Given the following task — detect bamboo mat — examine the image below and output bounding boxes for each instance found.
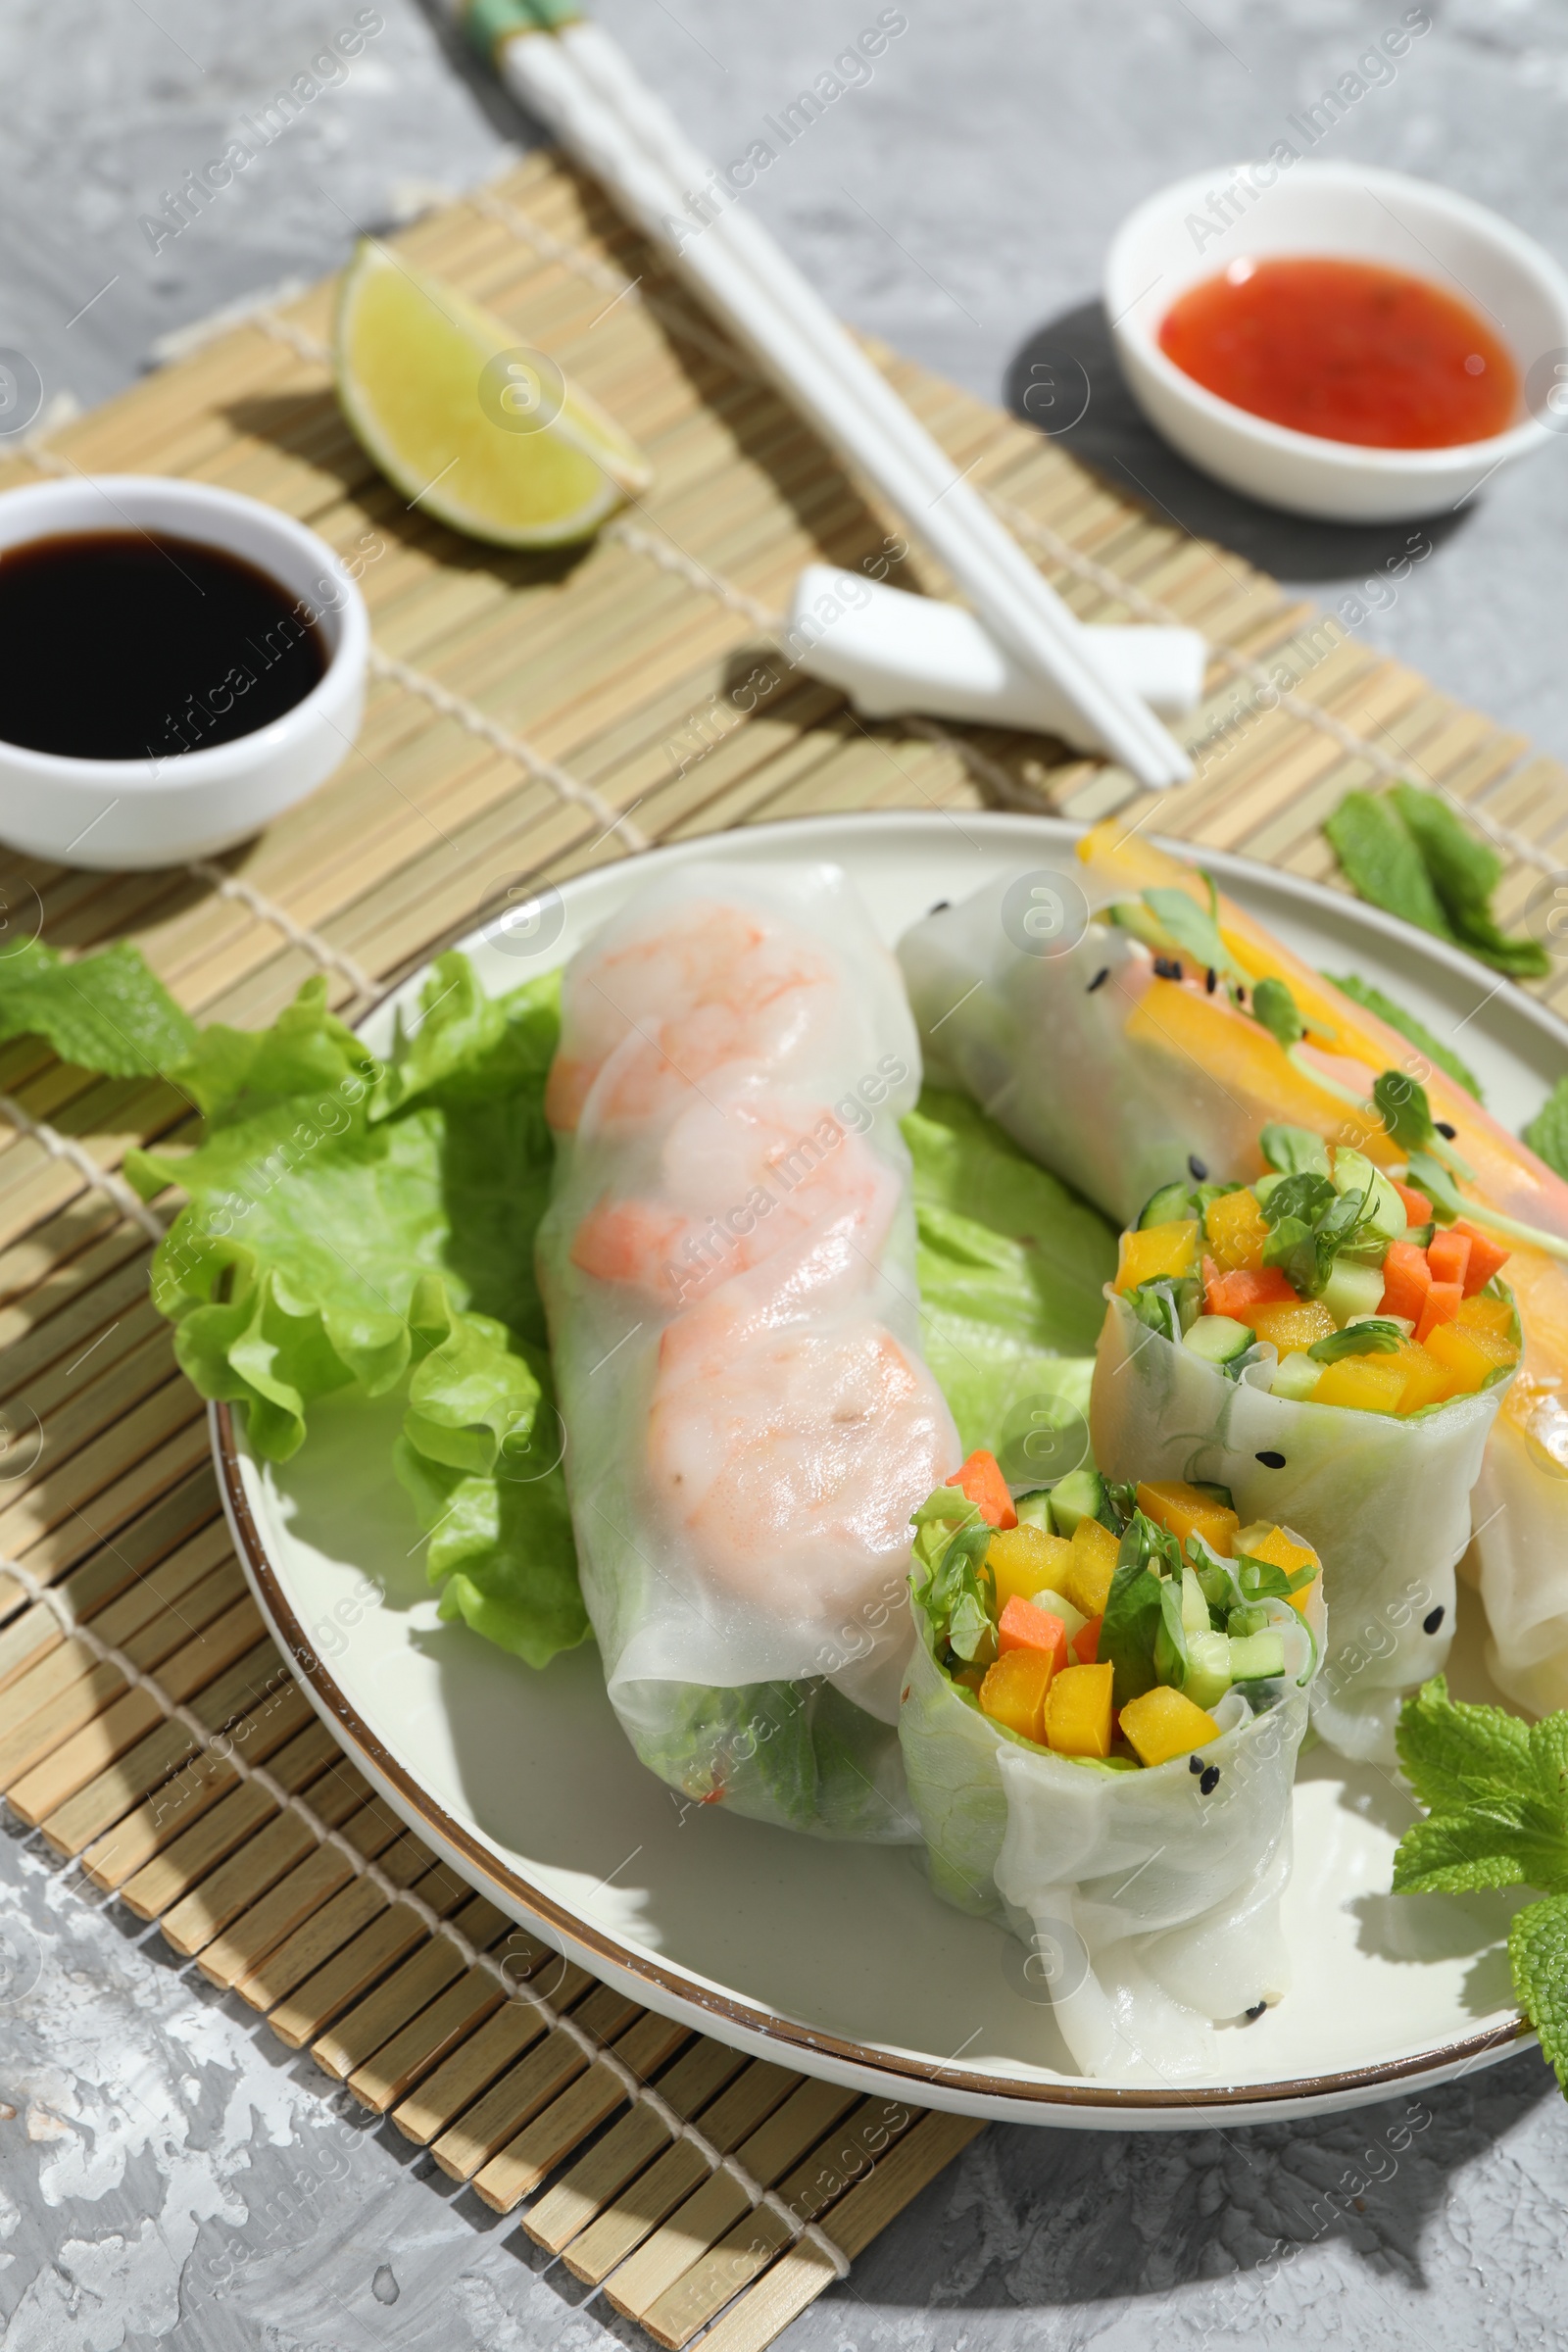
[1,145,1565,2350]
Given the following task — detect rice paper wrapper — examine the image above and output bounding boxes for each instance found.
[899,1611,1310,2083]
[898,865,1274,1230]
[1469,1406,1568,1715]
[1093,1294,1507,1762]
[538,859,959,1840]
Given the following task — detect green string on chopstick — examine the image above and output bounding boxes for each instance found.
[461,0,582,65]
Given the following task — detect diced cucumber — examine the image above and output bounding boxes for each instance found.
[1013,1489,1054,1534]
[1031,1586,1088,1641]
[1228,1604,1270,1639]
[1137,1181,1195,1229]
[1183,1314,1253,1368]
[1228,1629,1287,1682]
[1180,1567,1211,1639]
[1402,1221,1435,1250]
[1183,1631,1233,1710]
[1271,1350,1322,1401]
[1190,1479,1236,1510]
[1066,1754,1141,1773]
[1049,1467,1108,1537]
[1319,1255,1388,1328]
[1331,1149,1404,1241]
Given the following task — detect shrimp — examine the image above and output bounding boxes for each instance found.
[546,898,841,1135]
[646,1262,957,1621]
[569,1089,901,1306]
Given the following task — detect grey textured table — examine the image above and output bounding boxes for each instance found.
[1,3,1565,2346]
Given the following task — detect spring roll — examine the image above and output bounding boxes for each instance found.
[901,822,1568,1717]
[1092,1142,1519,1758]
[538,859,959,1838]
[899,1452,1322,2082]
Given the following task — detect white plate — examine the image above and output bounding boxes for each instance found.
[217,811,1560,2129]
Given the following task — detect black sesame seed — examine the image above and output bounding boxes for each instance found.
[1205,966,1218,994]
[1236,984,1248,1003]
[928,900,951,915]
[1189,1753,1205,1775]
[1423,1604,1446,1635]
[1245,2000,1267,2022]
[1200,1765,1221,1794]
[1087,965,1110,994]
[1436,1121,1457,1140]
[1152,956,1184,981]
[1255,1449,1287,1469]
[1188,1154,1208,1182]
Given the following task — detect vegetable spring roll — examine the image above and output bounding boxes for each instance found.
[538,860,959,1839]
[1092,1136,1519,1758]
[900,1449,1323,2082]
[901,821,1568,1717]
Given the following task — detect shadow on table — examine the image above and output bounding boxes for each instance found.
[1004,300,1475,586]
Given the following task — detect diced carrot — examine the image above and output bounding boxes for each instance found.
[1379,1240,1432,1324]
[998,1595,1068,1674]
[1393,1178,1433,1225]
[1451,1221,1511,1298]
[1415,1281,1463,1347]
[945,1448,1016,1529]
[1427,1229,1472,1290]
[1071,1614,1102,1665]
[1205,1264,1296,1319]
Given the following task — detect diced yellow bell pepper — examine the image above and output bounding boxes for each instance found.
[1136,1479,1239,1558]
[1202,1189,1270,1272]
[1063,1516,1121,1618]
[1424,1319,1520,1396]
[1310,1353,1410,1414]
[1044,1661,1114,1757]
[1118,1683,1221,1767]
[978,1645,1054,1743]
[1390,1338,1456,1415]
[987,1524,1074,1611]
[1455,1292,1515,1339]
[1115,1219,1199,1295]
[1250,1298,1337,1355]
[1236,1521,1319,1613]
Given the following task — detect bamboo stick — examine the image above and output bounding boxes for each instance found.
[311,1890,511,2082]
[118,1717,343,1918]
[470,2008,692,2213]
[526,2033,747,2257]
[428,1982,643,2182]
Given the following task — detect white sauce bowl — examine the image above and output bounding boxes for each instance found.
[0,475,368,870]
[1104,161,1568,522]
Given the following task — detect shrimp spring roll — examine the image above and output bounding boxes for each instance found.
[538,859,959,1839]
[902,821,1568,1717]
[900,1448,1323,2082]
[1092,1138,1519,1759]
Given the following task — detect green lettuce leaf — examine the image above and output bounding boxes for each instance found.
[139,959,588,1665]
[0,937,195,1076]
[903,1086,1113,1453]
[1321,971,1483,1101]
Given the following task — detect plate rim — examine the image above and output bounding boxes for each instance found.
[214,808,1558,2120]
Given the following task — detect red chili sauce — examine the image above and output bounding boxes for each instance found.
[1157,256,1519,448]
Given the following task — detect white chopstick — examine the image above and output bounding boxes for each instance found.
[467,12,1190,790]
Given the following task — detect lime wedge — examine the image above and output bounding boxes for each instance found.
[334,240,652,548]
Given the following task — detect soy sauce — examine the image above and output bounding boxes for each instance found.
[0,529,327,761]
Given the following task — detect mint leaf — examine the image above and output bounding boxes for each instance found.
[0,938,196,1078]
[1392,1812,1536,1894]
[1395,1675,1531,1813]
[1259,1124,1331,1179]
[1326,790,1454,941]
[1392,786,1549,980]
[1372,1068,1434,1152]
[1141,886,1248,987]
[1322,972,1483,1102]
[1525,1078,1568,1183]
[1251,976,1304,1049]
[1511,1895,1568,2095]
